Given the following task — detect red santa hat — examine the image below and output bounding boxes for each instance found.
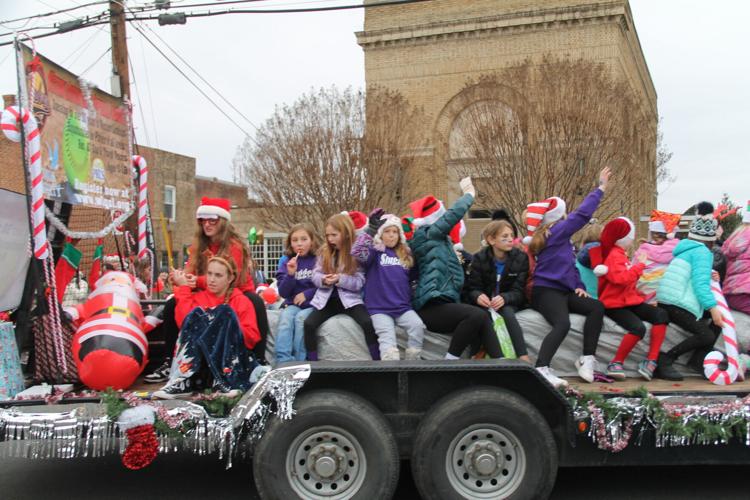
[450,219,467,251]
[196,197,231,221]
[648,209,681,238]
[522,197,567,245]
[593,217,635,277]
[342,210,367,235]
[409,195,446,227]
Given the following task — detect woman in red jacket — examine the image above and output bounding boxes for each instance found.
[590,217,670,380]
[154,256,260,399]
[144,198,270,384]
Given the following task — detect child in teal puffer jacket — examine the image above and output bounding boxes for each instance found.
[655,204,726,381]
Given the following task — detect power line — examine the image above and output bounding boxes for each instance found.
[128,49,153,146]
[140,21,259,131]
[79,45,111,75]
[129,22,253,137]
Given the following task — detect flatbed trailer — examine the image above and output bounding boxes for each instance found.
[3,360,750,500]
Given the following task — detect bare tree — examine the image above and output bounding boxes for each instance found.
[656,119,675,193]
[232,86,427,232]
[450,56,657,229]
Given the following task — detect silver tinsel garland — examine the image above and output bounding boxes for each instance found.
[568,388,750,453]
[0,364,311,468]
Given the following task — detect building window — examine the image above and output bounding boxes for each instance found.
[164,185,176,221]
[249,233,286,283]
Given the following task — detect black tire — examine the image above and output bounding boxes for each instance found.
[411,387,557,500]
[252,389,400,500]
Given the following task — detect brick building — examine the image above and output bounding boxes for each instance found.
[357,0,657,251]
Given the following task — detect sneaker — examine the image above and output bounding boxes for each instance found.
[381,348,400,361]
[606,362,626,380]
[153,378,193,400]
[143,359,172,384]
[536,366,569,389]
[212,380,241,398]
[638,359,658,381]
[405,347,422,361]
[575,355,597,383]
[654,353,683,381]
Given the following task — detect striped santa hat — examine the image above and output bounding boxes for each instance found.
[522,197,567,245]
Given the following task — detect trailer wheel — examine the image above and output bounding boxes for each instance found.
[252,390,399,500]
[411,387,557,500]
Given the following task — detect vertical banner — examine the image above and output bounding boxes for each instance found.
[22,45,131,211]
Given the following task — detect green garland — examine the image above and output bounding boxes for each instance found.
[566,386,750,450]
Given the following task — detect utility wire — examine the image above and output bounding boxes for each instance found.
[130,22,253,137]
[79,45,111,75]
[128,50,153,146]
[141,22,259,131]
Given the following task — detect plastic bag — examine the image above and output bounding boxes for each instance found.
[488,309,516,359]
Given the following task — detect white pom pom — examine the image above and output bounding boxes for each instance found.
[117,405,156,431]
[522,236,532,246]
[593,265,609,277]
[453,243,464,251]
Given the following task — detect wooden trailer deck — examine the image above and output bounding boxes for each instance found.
[566,375,750,395]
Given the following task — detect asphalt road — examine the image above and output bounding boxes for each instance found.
[1,453,749,499]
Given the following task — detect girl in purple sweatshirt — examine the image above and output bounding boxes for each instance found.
[352,209,424,361]
[525,167,611,388]
[303,214,380,361]
[274,223,320,364]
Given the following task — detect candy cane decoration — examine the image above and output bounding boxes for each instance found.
[1,106,48,259]
[703,280,741,385]
[132,155,148,259]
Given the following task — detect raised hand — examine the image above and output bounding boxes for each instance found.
[367,208,386,236]
[460,177,476,198]
[598,166,612,191]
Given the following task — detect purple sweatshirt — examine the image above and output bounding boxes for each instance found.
[352,233,414,316]
[533,188,604,292]
[276,254,317,308]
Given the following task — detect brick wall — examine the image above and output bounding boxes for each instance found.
[358,0,658,247]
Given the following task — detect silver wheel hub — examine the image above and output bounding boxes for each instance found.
[446,424,526,499]
[287,427,366,498]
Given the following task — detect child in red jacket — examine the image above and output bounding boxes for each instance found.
[590,217,670,380]
[154,256,260,399]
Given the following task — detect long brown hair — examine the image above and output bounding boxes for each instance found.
[284,222,321,257]
[207,255,237,304]
[187,218,249,285]
[319,214,358,275]
[528,220,563,256]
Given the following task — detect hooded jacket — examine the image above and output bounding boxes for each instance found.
[656,239,717,318]
[409,193,473,310]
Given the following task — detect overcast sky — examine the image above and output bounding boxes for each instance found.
[1,0,748,213]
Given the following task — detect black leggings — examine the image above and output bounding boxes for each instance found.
[531,286,605,367]
[303,296,377,353]
[160,291,270,363]
[417,302,502,358]
[658,303,721,359]
[606,303,669,337]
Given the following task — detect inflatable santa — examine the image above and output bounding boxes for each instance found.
[65,271,160,390]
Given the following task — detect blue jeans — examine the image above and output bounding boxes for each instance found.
[275,305,313,364]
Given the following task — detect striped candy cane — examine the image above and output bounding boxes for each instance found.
[1,106,48,259]
[132,155,148,259]
[703,280,740,385]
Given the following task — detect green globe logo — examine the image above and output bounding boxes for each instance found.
[62,113,90,187]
